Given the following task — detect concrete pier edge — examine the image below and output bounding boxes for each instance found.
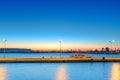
[0,57,120,63]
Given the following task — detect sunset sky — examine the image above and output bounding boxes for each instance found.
[0,0,120,50]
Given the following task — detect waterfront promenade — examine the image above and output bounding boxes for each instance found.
[0,57,120,63]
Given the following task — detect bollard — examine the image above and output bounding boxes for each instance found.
[102,57,105,61]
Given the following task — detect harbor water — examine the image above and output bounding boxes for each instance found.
[0,53,120,80]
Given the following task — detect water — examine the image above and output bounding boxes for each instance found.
[0,53,120,80]
[0,52,120,58]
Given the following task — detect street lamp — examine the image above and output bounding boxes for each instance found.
[3,39,7,58]
[109,40,115,52]
[59,40,62,58]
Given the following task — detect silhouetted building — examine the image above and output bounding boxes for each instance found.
[94,49,99,53]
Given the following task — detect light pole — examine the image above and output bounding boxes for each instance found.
[59,40,62,58]
[3,39,7,58]
[109,40,115,52]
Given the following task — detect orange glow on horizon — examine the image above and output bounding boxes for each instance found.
[0,42,119,51]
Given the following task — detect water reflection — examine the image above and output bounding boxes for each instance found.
[0,65,7,80]
[110,63,120,80]
[55,64,67,80]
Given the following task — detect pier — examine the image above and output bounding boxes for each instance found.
[0,57,120,63]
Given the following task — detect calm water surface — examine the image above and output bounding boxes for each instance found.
[0,53,120,58]
[0,53,120,80]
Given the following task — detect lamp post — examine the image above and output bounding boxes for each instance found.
[109,40,115,52]
[59,40,62,58]
[3,39,7,58]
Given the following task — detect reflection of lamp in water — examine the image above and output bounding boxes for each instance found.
[55,65,67,80]
[110,63,120,80]
[3,39,7,58]
[0,66,7,80]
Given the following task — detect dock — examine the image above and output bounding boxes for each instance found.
[0,57,120,63]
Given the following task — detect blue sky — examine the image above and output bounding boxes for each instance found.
[0,0,120,50]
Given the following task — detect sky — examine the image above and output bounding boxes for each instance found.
[0,0,120,50]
